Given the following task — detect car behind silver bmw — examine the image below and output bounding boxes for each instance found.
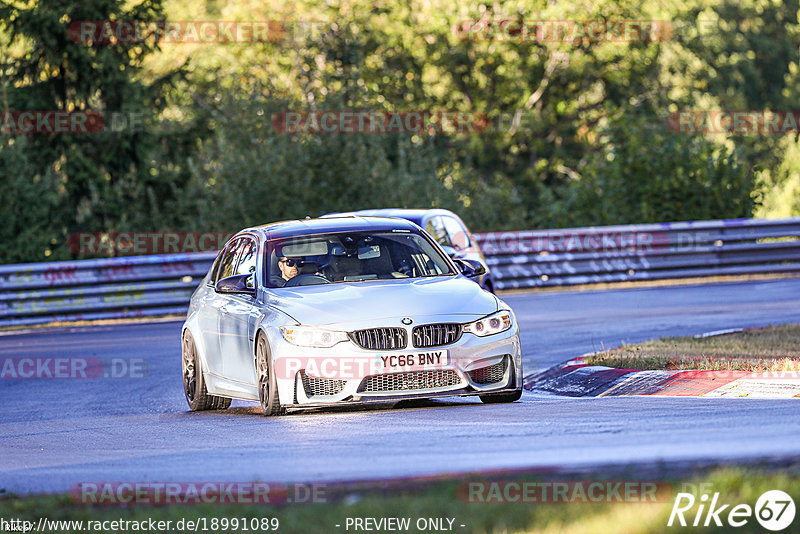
[181,216,522,415]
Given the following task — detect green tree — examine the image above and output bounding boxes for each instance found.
[0,0,183,262]
[552,114,756,227]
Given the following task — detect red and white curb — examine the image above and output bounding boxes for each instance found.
[525,343,800,399]
[524,358,800,398]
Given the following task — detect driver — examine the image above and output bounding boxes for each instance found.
[272,256,304,287]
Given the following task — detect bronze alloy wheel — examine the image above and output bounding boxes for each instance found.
[256,334,283,416]
[182,330,231,411]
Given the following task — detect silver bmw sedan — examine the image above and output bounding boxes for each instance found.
[181,216,523,415]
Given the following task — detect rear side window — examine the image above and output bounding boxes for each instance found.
[441,216,471,251]
[425,217,452,248]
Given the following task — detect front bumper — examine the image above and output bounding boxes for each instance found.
[266,320,522,408]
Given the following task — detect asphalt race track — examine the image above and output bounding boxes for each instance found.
[2,278,800,495]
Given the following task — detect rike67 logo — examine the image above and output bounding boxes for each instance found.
[668,489,795,531]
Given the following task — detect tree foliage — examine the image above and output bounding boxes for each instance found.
[1,0,797,262]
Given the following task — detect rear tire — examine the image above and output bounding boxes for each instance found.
[256,334,283,416]
[480,388,522,403]
[182,330,231,411]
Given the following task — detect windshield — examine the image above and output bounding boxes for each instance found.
[267,230,455,288]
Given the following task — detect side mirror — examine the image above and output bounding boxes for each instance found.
[453,258,486,278]
[216,274,256,296]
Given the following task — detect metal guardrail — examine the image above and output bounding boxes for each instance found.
[0,217,798,327]
[0,252,216,327]
[474,217,800,290]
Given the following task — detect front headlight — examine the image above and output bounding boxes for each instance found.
[463,310,512,337]
[279,326,349,348]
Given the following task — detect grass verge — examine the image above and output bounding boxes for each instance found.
[1,468,797,534]
[585,324,800,372]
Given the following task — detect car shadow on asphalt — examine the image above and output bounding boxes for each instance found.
[175,397,483,418]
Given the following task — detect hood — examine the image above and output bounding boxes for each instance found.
[264,276,498,327]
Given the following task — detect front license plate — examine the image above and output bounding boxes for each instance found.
[375,350,449,372]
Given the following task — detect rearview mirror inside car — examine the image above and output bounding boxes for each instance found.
[357,245,381,259]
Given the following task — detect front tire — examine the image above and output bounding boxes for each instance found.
[256,334,283,416]
[480,359,522,403]
[182,330,231,411]
[480,388,522,403]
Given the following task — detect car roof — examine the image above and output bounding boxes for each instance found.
[321,208,459,226]
[239,215,422,241]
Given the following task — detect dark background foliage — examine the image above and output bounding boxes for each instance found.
[1,0,797,263]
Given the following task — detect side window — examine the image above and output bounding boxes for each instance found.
[442,217,471,251]
[235,238,257,289]
[425,217,452,248]
[236,239,256,275]
[217,239,240,281]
